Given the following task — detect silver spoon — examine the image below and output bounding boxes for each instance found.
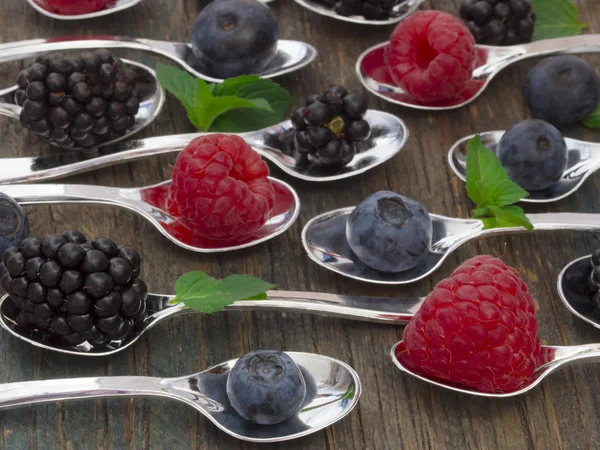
[557,254,600,330]
[356,35,600,110]
[391,340,600,398]
[26,0,141,20]
[0,179,299,253]
[0,36,316,84]
[0,351,360,443]
[0,110,406,184]
[302,206,600,285]
[294,0,424,26]
[448,131,600,203]
[0,59,164,150]
[0,290,420,356]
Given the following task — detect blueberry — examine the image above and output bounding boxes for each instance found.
[0,194,28,259]
[497,119,568,191]
[226,350,306,425]
[191,0,279,79]
[346,191,433,273]
[524,56,600,127]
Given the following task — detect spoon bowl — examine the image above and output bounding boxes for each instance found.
[448,132,600,203]
[0,110,407,184]
[0,59,164,150]
[391,340,600,398]
[26,0,141,20]
[0,36,316,84]
[557,254,600,330]
[0,351,360,443]
[302,206,600,284]
[293,0,424,25]
[0,179,299,253]
[356,35,600,110]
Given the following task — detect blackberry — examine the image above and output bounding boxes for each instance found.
[16,49,142,149]
[328,0,402,20]
[1,230,147,349]
[460,0,536,46]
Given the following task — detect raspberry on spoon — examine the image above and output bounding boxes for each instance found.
[397,255,541,393]
[386,10,476,103]
[39,0,117,15]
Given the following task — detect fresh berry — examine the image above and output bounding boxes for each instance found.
[497,119,568,191]
[191,0,279,79]
[267,85,370,168]
[0,194,29,265]
[523,56,600,127]
[166,135,276,243]
[460,0,536,46]
[397,255,541,393]
[386,11,476,103]
[17,50,141,148]
[226,350,306,425]
[332,0,402,20]
[2,230,147,348]
[37,0,117,16]
[346,191,432,272]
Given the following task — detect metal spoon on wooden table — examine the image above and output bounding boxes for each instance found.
[0,351,359,443]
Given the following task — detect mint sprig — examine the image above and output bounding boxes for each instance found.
[582,103,600,129]
[156,64,293,132]
[169,271,275,314]
[532,0,587,41]
[466,136,534,231]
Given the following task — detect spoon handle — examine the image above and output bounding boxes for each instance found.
[477,213,600,237]
[0,376,166,410]
[521,35,600,60]
[0,102,20,120]
[0,183,131,207]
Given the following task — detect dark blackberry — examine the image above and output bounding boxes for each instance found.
[460,0,536,46]
[3,231,147,349]
[17,50,142,149]
[330,0,401,20]
[287,85,371,167]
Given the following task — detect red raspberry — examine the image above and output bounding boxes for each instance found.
[386,10,476,103]
[166,134,275,243]
[397,255,541,393]
[39,0,116,15]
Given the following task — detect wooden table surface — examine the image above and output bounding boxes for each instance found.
[0,0,599,449]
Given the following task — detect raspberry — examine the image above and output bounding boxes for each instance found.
[166,135,276,243]
[397,255,541,393]
[38,0,116,15]
[386,10,476,103]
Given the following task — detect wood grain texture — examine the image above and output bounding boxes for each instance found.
[0,0,599,448]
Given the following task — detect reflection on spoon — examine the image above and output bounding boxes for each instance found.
[448,131,600,203]
[557,254,600,330]
[0,351,360,443]
[356,35,600,110]
[293,0,424,26]
[26,0,141,20]
[0,179,299,253]
[0,291,422,355]
[302,206,600,284]
[0,36,316,84]
[0,110,407,184]
[391,340,600,398]
[0,60,164,150]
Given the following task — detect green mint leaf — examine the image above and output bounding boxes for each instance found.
[211,79,294,132]
[482,205,534,231]
[170,271,275,314]
[531,0,587,40]
[583,102,600,128]
[155,63,197,111]
[210,75,262,97]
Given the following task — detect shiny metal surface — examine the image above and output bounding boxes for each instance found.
[302,206,600,284]
[356,35,600,110]
[0,178,300,253]
[0,36,316,83]
[0,291,422,355]
[294,0,424,25]
[448,131,600,203]
[0,351,360,443]
[0,59,164,150]
[26,0,142,19]
[391,341,600,397]
[0,110,406,184]
[557,255,600,330]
